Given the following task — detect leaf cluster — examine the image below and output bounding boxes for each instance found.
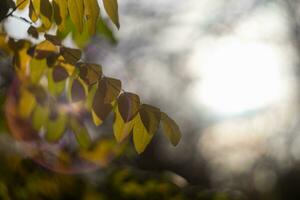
[7,33,181,154]
[0,0,182,154]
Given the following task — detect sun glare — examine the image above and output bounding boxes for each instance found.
[192,37,287,116]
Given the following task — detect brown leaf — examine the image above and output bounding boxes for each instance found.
[27,85,48,106]
[45,34,61,46]
[40,0,53,30]
[161,112,181,146]
[46,52,59,67]
[139,104,161,135]
[52,65,68,82]
[78,63,102,85]
[118,92,140,123]
[97,77,121,103]
[102,0,120,29]
[71,78,86,102]
[60,47,81,65]
[92,102,112,122]
[27,26,39,39]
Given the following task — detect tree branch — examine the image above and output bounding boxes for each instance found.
[4,0,27,19]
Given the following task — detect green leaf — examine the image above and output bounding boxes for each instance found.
[70,116,91,149]
[60,46,81,65]
[32,104,48,131]
[68,0,84,33]
[40,0,53,30]
[113,106,135,143]
[47,68,66,96]
[139,104,161,135]
[161,112,181,146]
[71,78,86,102]
[72,22,90,48]
[102,0,120,29]
[84,0,100,35]
[45,111,67,142]
[133,114,153,154]
[96,17,117,44]
[57,17,75,39]
[117,92,140,123]
[29,58,47,83]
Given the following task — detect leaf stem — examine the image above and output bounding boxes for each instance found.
[4,0,27,19]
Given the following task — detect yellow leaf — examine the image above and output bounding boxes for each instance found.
[133,114,153,154]
[0,34,12,55]
[53,0,68,31]
[80,139,124,166]
[17,0,29,10]
[161,112,181,146]
[84,0,100,35]
[57,56,76,75]
[36,40,57,51]
[29,1,38,22]
[113,106,135,143]
[103,0,120,29]
[12,41,32,79]
[32,0,41,16]
[68,0,84,33]
[39,0,53,30]
[91,109,103,126]
[18,88,36,119]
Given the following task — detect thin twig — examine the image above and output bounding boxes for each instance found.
[10,14,32,25]
[4,0,27,19]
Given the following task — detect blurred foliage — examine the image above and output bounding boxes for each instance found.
[0,147,242,200]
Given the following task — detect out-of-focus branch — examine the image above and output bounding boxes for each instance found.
[3,0,27,20]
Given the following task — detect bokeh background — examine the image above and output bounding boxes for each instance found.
[2,0,300,199]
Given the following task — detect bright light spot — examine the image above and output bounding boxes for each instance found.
[191,37,287,116]
[4,9,30,39]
